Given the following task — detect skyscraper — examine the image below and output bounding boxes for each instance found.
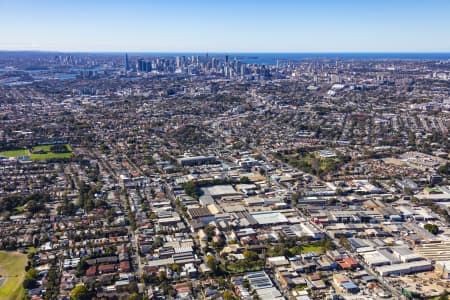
[137,58,144,72]
[125,53,129,71]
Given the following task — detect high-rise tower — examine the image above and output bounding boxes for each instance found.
[124,53,129,71]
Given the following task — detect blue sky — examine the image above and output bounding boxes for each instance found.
[1,0,449,52]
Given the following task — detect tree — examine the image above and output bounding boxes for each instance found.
[424,223,439,235]
[319,237,333,251]
[129,293,139,300]
[339,236,351,251]
[206,255,218,274]
[240,176,251,184]
[23,268,39,289]
[76,258,89,276]
[43,259,59,300]
[171,263,181,273]
[223,291,237,300]
[438,293,448,300]
[291,192,301,203]
[243,278,250,289]
[70,285,92,300]
[50,144,70,153]
[311,156,320,175]
[160,281,175,296]
[183,181,199,199]
[438,163,450,176]
[203,225,216,241]
[243,250,259,261]
[158,271,167,282]
[26,200,45,214]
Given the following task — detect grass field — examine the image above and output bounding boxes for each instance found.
[0,144,73,161]
[301,244,324,253]
[33,144,73,152]
[26,247,37,254]
[0,251,27,300]
[29,152,72,160]
[0,150,28,158]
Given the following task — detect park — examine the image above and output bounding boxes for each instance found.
[0,251,27,300]
[0,144,73,161]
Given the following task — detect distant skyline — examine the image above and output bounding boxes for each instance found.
[1,0,450,53]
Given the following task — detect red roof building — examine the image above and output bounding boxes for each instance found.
[86,266,97,277]
[336,257,359,270]
[120,261,131,272]
[98,264,116,274]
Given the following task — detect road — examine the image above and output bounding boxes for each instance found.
[89,147,144,275]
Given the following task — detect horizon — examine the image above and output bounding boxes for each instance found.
[1,0,450,52]
[2,50,450,54]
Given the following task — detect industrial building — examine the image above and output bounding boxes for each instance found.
[177,155,217,166]
[376,261,432,277]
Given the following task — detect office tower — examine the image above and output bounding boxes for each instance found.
[240,65,245,77]
[137,59,144,72]
[145,61,152,72]
[125,53,129,71]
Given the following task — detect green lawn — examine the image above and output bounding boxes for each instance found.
[26,247,37,254]
[301,244,323,253]
[33,144,72,152]
[0,144,73,161]
[0,251,27,300]
[30,152,72,160]
[32,145,52,152]
[0,150,28,158]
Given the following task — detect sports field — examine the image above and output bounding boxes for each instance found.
[0,150,28,158]
[0,251,27,300]
[0,144,73,161]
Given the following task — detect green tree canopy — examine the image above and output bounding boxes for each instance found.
[424,223,439,235]
[70,285,92,300]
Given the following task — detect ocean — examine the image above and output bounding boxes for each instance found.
[127,52,450,65]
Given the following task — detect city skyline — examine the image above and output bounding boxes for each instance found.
[1,0,450,53]
[1,1,450,298]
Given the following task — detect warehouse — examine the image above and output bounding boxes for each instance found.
[202,185,243,202]
[250,211,289,225]
[361,251,392,267]
[177,155,217,166]
[391,246,424,263]
[376,261,432,277]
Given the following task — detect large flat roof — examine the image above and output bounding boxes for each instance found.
[250,211,289,225]
[207,185,239,197]
[375,260,432,274]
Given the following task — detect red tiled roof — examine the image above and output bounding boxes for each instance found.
[98,264,116,273]
[336,257,359,269]
[86,266,97,276]
[120,261,131,272]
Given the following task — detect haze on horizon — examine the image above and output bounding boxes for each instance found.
[1,0,450,53]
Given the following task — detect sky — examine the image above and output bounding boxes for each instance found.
[1,0,449,53]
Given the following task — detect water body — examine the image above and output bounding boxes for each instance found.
[231,53,450,65]
[32,73,78,80]
[127,52,450,65]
